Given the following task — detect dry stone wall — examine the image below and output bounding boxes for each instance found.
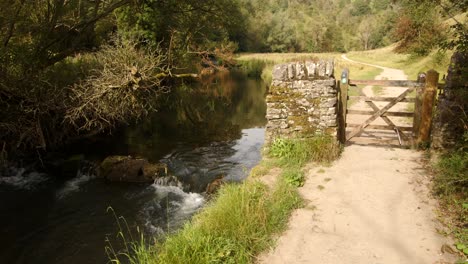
[432,52,468,149]
[265,60,338,143]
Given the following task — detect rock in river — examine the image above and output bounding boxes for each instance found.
[98,156,168,183]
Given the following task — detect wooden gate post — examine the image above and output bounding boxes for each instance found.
[412,76,425,139]
[338,68,349,143]
[417,69,439,145]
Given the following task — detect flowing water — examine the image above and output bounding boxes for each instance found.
[0,71,267,264]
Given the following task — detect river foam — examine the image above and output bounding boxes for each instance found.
[141,184,205,234]
[56,171,95,199]
[0,167,49,190]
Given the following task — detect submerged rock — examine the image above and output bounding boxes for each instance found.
[98,156,168,183]
[205,175,225,195]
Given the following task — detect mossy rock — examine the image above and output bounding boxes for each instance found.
[98,156,168,183]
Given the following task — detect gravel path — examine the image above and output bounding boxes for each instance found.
[258,55,457,264]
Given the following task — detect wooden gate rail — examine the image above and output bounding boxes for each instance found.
[348,80,424,87]
[348,96,416,102]
[347,110,414,117]
[346,124,413,131]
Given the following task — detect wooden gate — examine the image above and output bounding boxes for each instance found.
[337,69,441,147]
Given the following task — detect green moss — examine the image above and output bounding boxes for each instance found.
[269,85,291,94]
[287,115,316,134]
[324,127,337,135]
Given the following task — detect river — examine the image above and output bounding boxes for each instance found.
[0,71,267,264]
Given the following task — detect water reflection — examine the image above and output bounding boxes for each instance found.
[123,70,267,169]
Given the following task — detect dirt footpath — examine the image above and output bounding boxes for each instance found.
[258,56,457,264]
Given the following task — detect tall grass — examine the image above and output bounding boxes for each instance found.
[433,133,468,258]
[237,59,267,78]
[434,151,468,196]
[268,135,341,167]
[105,207,157,264]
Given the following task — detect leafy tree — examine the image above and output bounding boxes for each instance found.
[351,0,372,16]
[393,0,446,55]
[429,0,468,52]
[394,0,467,53]
[0,0,128,75]
[358,17,376,50]
[116,0,246,67]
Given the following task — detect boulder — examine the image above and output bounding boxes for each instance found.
[98,156,167,183]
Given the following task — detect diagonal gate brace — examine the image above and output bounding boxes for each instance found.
[364,101,410,142]
[346,88,412,141]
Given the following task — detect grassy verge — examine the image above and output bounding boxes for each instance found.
[108,135,341,263]
[347,45,452,81]
[372,86,383,96]
[432,135,468,259]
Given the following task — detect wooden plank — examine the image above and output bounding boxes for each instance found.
[346,124,413,131]
[348,96,416,102]
[346,88,412,140]
[338,69,349,144]
[349,80,423,87]
[347,110,414,117]
[417,70,438,144]
[365,101,410,142]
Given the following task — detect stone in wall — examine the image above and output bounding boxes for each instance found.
[266,60,338,143]
[432,52,468,149]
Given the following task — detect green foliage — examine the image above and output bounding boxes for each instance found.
[393,0,447,56]
[238,59,267,78]
[281,168,305,187]
[0,0,122,74]
[351,0,372,16]
[268,136,341,167]
[433,133,468,257]
[434,150,468,196]
[413,0,468,53]
[116,0,246,68]
[250,160,277,178]
[456,242,468,256]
